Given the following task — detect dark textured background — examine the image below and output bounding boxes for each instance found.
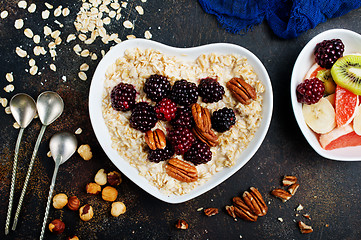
[0,0,361,239]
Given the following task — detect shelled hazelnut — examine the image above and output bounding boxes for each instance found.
[102,186,118,202]
[107,171,122,186]
[111,202,126,217]
[52,193,68,209]
[77,144,92,160]
[94,169,107,185]
[67,196,80,211]
[67,236,79,240]
[86,182,101,195]
[49,219,65,234]
[79,204,94,221]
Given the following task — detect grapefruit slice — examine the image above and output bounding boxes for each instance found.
[335,85,359,127]
[305,63,325,79]
[319,124,361,150]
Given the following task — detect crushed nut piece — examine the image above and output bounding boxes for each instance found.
[277,217,284,222]
[86,182,101,195]
[303,214,311,219]
[296,204,304,211]
[47,151,52,157]
[298,221,313,234]
[204,208,218,216]
[50,64,56,72]
[271,188,292,202]
[102,186,118,202]
[75,128,82,134]
[94,169,107,185]
[288,183,299,196]
[144,30,152,39]
[111,202,126,217]
[175,220,188,230]
[282,175,298,186]
[77,144,92,160]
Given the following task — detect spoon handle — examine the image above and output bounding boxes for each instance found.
[12,125,47,231]
[39,157,61,240]
[5,128,25,235]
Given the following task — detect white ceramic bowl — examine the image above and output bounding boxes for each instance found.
[291,29,361,161]
[89,39,273,203]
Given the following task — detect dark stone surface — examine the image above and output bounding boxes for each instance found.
[0,0,360,239]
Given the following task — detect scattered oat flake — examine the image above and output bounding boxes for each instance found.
[75,128,82,134]
[277,217,284,222]
[29,59,36,66]
[109,10,116,18]
[5,106,11,114]
[45,3,53,9]
[144,30,152,39]
[73,44,81,54]
[78,71,87,81]
[141,0,147,2]
[15,19,24,29]
[16,47,27,58]
[121,2,128,8]
[33,46,42,56]
[42,10,50,19]
[110,2,120,9]
[303,214,311,219]
[50,64,56,72]
[91,53,97,60]
[54,6,62,17]
[30,65,38,75]
[5,73,14,82]
[126,34,136,40]
[80,49,90,57]
[1,10,8,19]
[13,122,20,129]
[43,26,52,35]
[296,204,304,211]
[123,20,133,29]
[135,6,144,15]
[0,98,8,107]
[197,207,203,211]
[101,50,105,56]
[103,17,111,25]
[4,84,14,93]
[55,37,62,45]
[24,28,34,38]
[48,42,56,49]
[66,34,76,42]
[80,63,89,71]
[51,30,61,39]
[18,1,27,9]
[62,8,70,16]
[33,35,40,44]
[28,3,36,13]
[78,34,87,41]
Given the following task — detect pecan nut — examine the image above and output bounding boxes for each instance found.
[145,129,166,150]
[232,197,258,222]
[282,175,298,186]
[204,208,219,217]
[298,221,313,234]
[165,158,198,182]
[287,183,299,196]
[225,205,237,220]
[192,127,218,147]
[226,77,257,105]
[242,187,268,216]
[191,103,211,132]
[175,219,188,230]
[271,188,292,202]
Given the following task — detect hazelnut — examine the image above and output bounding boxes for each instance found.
[67,196,80,211]
[67,236,79,240]
[52,193,68,209]
[111,201,126,217]
[49,219,65,234]
[102,186,118,202]
[94,169,107,185]
[79,204,94,221]
[175,219,188,230]
[77,144,92,160]
[86,182,101,195]
[107,171,122,186]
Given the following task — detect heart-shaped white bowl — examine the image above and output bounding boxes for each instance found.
[291,29,361,161]
[89,39,273,203]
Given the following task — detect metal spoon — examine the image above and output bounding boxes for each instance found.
[39,132,77,240]
[5,94,37,235]
[12,91,64,231]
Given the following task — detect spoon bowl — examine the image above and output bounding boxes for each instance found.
[10,93,37,128]
[37,91,64,126]
[49,132,78,164]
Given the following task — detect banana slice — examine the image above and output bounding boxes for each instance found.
[353,107,361,136]
[302,98,336,134]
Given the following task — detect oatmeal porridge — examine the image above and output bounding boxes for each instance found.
[102,48,265,196]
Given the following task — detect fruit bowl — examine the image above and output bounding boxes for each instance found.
[89,39,273,203]
[291,29,361,161]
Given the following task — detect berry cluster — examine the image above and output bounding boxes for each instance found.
[314,39,344,69]
[296,78,325,104]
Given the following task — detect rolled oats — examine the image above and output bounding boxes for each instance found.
[29,65,38,75]
[42,10,50,19]
[13,122,20,129]
[29,59,36,66]
[28,3,36,13]
[62,8,70,17]
[123,20,133,29]
[54,6,62,17]
[67,34,76,42]
[75,128,83,134]
[80,63,89,71]
[1,10,8,19]
[5,106,11,114]
[14,19,24,29]
[0,98,8,107]
[5,73,13,82]
[50,64,57,71]
[45,2,53,9]
[135,6,144,15]
[4,84,14,93]
[43,25,52,35]
[33,35,40,44]
[18,1,27,9]
[78,71,87,81]
[15,47,27,58]
[24,28,34,38]
[144,30,152,39]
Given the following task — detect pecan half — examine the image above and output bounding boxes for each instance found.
[232,197,258,222]
[287,183,299,196]
[191,103,211,132]
[145,129,166,150]
[192,127,218,147]
[226,77,257,105]
[204,208,218,217]
[271,188,292,202]
[165,158,198,182]
[244,187,268,216]
[225,205,237,220]
[298,221,313,234]
[282,175,298,186]
[175,219,188,230]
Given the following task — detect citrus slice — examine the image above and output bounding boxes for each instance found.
[305,63,325,79]
[335,85,359,127]
[319,124,361,150]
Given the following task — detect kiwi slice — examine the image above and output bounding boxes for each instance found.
[331,55,361,95]
[316,69,336,95]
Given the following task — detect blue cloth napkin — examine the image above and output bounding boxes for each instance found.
[198,0,361,39]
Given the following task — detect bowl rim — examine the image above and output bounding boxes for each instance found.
[89,39,273,203]
[291,28,361,161]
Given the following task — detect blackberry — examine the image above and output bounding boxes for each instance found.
[168,127,195,155]
[147,143,174,163]
[130,102,158,132]
[198,77,225,103]
[184,140,212,165]
[314,39,344,69]
[170,79,198,106]
[170,107,195,128]
[155,98,177,121]
[211,108,236,133]
[110,82,136,111]
[143,74,171,102]
[296,78,325,105]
